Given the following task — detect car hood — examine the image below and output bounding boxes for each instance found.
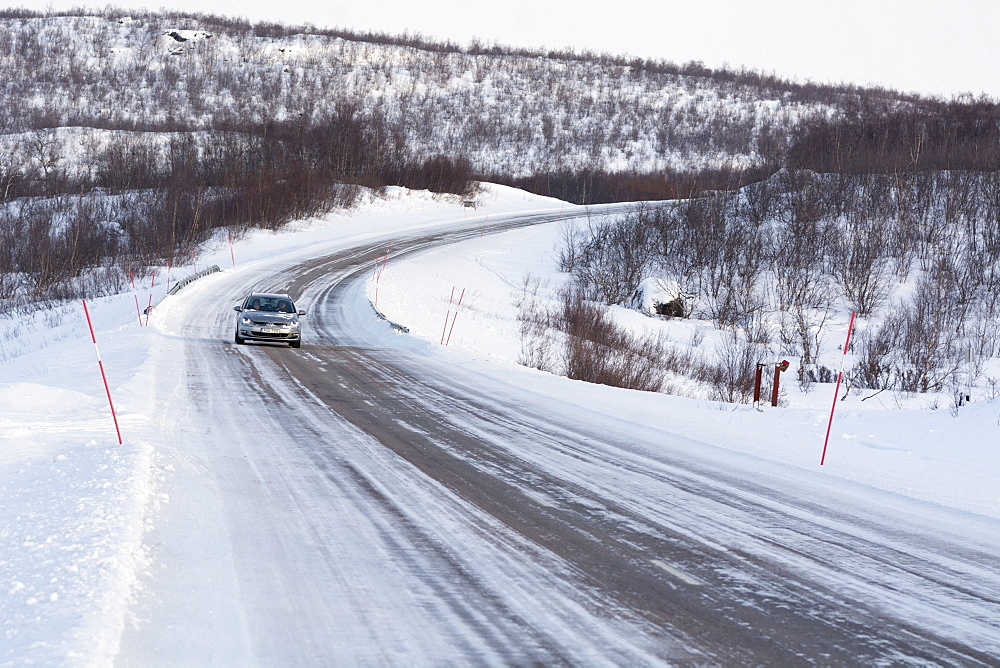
[243,311,297,324]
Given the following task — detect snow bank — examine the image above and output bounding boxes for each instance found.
[0,320,155,664]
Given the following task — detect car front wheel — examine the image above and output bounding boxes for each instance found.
[235,330,246,345]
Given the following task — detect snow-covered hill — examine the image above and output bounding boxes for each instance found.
[0,10,841,179]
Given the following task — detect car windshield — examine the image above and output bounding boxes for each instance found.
[247,297,295,313]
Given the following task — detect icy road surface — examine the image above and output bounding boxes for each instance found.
[115,211,1000,665]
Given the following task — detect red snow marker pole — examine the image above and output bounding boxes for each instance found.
[821,311,857,465]
[82,299,122,445]
[228,233,235,267]
[375,246,390,283]
[441,286,455,345]
[193,249,198,274]
[129,271,142,325]
[445,312,459,346]
[167,260,171,293]
[440,312,450,345]
[373,255,383,307]
[479,214,489,238]
[445,288,466,346]
[441,309,451,346]
[377,254,388,283]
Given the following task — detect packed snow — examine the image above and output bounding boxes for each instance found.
[1,183,998,663]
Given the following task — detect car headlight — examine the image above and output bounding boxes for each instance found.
[289,320,300,328]
[242,317,252,325]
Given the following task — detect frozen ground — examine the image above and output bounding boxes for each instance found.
[1,183,998,664]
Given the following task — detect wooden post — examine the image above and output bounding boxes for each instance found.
[771,366,781,407]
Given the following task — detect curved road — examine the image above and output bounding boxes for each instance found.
[118,211,1000,665]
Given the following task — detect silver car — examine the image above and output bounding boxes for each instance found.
[234,292,305,348]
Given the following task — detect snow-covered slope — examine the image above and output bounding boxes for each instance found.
[0,11,835,178]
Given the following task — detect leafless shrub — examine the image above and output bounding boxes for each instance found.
[514,274,558,371]
[558,287,667,392]
[775,270,835,368]
[891,282,965,394]
[556,220,590,272]
[854,274,969,394]
[854,321,898,391]
[688,327,705,348]
[568,209,660,305]
[515,280,685,393]
[704,328,761,404]
[983,376,1000,401]
[830,218,895,316]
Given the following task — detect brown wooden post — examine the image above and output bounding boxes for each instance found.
[754,364,763,404]
[771,366,781,407]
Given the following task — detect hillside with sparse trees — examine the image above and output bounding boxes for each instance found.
[2,6,1000,403]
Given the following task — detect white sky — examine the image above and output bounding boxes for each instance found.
[25,0,1000,98]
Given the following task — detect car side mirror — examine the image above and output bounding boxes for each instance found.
[298,310,307,316]
[234,306,242,312]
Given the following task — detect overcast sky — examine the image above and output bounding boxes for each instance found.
[27,0,1000,99]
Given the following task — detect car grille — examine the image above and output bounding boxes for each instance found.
[248,320,293,339]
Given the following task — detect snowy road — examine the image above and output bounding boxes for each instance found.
[117,212,1000,664]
